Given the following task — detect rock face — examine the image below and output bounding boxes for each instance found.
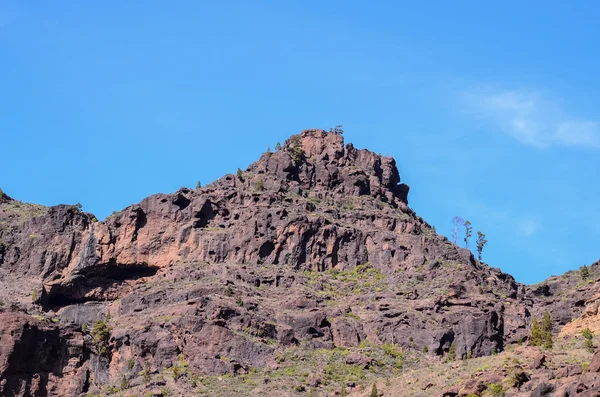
[0,313,87,397]
[0,129,597,396]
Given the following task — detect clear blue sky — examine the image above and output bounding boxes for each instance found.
[1,1,599,284]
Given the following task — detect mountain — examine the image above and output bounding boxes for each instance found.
[0,129,599,397]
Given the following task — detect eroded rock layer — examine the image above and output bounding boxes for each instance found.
[0,129,597,396]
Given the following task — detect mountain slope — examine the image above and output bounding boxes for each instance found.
[0,129,597,397]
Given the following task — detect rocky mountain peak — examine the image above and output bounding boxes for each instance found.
[0,129,599,396]
[247,128,409,206]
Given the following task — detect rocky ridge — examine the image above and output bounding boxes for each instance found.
[0,129,598,396]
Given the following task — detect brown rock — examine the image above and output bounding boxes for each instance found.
[588,350,600,373]
[458,379,487,396]
[533,353,547,369]
[344,352,371,368]
[530,382,555,397]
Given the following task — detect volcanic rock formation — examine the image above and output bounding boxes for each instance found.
[0,129,598,396]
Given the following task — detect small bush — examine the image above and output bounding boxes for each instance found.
[447,341,456,362]
[328,125,344,135]
[585,338,594,353]
[541,312,553,349]
[581,264,590,280]
[190,373,201,387]
[91,318,112,356]
[120,375,129,391]
[170,354,189,380]
[488,383,505,397]
[286,135,305,165]
[529,318,543,346]
[370,384,378,397]
[583,362,590,374]
[582,328,594,353]
[140,361,151,384]
[382,343,403,359]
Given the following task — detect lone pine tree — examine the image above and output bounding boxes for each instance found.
[464,220,472,248]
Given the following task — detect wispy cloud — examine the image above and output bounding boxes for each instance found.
[464,88,600,149]
[456,195,542,238]
[516,219,540,237]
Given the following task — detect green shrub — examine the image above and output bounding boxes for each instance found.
[140,361,152,384]
[585,338,594,353]
[287,136,305,165]
[91,318,112,356]
[541,312,553,349]
[382,343,404,359]
[370,384,378,397]
[329,125,344,135]
[583,362,590,374]
[120,375,129,390]
[447,341,456,361]
[488,383,505,397]
[581,264,590,280]
[529,318,542,346]
[190,373,201,388]
[582,328,594,353]
[170,354,189,380]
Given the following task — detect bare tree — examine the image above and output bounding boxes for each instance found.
[451,216,464,244]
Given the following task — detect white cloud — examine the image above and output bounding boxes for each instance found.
[456,195,541,238]
[465,88,600,149]
[516,219,540,237]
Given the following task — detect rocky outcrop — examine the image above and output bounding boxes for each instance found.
[0,313,88,397]
[0,129,596,396]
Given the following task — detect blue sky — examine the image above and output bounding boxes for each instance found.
[1,1,599,283]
